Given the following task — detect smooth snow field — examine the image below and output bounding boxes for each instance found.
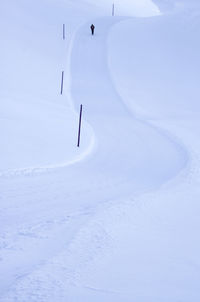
[1,0,200,301]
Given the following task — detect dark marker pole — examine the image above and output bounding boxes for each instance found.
[61,71,64,95]
[112,3,115,16]
[77,104,83,147]
[63,24,65,40]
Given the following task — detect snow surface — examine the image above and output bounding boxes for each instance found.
[1,0,200,301]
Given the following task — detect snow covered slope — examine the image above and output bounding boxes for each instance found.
[1,0,200,301]
[0,0,97,174]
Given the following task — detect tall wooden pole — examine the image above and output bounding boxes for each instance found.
[77,104,83,147]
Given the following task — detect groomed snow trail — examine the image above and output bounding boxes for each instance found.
[0,13,188,301]
[70,17,187,185]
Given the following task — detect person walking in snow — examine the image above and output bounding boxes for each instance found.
[90,24,95,35]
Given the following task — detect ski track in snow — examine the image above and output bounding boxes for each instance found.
[0,8,191,302]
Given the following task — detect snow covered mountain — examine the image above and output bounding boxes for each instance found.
[1,0,200,301]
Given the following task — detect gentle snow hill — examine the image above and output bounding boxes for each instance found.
[108,7,200,119]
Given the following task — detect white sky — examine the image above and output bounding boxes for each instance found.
[113,0,159,16]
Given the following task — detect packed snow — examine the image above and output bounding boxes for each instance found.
[1,0,200,301]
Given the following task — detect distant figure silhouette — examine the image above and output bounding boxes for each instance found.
[90,24,95,35]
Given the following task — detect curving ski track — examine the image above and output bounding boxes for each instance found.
[0,15,188,301]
